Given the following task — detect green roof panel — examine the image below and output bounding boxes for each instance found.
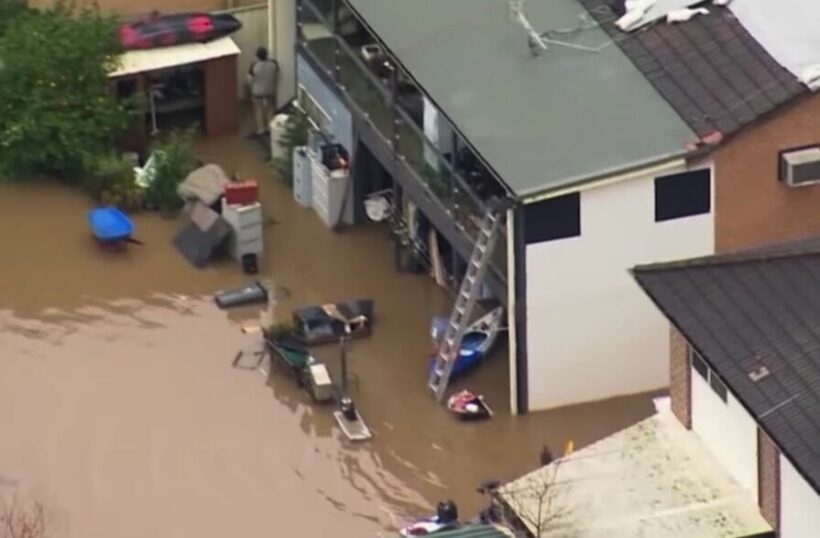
[346,0,695,197]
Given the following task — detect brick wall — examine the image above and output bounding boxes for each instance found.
[669,326,691,429]
[714,92,820,252]
[758,429,780,532]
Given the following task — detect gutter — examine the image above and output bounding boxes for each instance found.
[519,144,712,205]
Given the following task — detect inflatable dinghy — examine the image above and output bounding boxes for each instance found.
[120,13,242,51]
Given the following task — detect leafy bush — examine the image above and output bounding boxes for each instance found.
[84,152,143,211]
[271,106,310,186]
[0,0,32,37]
[0,1,129,179]
[143,128,198,211]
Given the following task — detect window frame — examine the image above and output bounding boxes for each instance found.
[524,192,581,244]
[709,371,729,403]
[654,168,712,223]
[690,347,708,380]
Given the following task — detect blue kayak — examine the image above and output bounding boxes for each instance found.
[427,307,504,379]
[88,207,134,243]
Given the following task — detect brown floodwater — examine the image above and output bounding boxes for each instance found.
[0,134,657,536]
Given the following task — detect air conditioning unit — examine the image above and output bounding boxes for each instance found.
[781,146,820,187]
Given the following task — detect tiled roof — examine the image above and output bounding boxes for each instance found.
[577,0,807,139]
[632,237,820,493]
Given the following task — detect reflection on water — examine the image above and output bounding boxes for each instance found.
[0,134,657,536]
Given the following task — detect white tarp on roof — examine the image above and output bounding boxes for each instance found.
[729,0,820,90]
[616,0,703,31]
[109,36,240,78]
[498,410,772,538]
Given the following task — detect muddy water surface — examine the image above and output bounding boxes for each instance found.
[0,136,656,536]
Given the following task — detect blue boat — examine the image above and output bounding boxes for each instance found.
[427,307,504,379]
[87,207,135,243]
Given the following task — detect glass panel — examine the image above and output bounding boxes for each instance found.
[336,43,394,142]
[297,0,335,75]
[394,115,454,207]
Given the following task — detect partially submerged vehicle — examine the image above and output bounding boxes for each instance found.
[292,299,374,346]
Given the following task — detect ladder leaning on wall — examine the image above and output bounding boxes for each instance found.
[427,200,509,402]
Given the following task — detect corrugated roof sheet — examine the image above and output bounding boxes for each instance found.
[430,524,513,538]
[498,412,772,537]
[577,0,806,139]
[345,0,695,198]
[633,237,820,493]
[109,36,240,78]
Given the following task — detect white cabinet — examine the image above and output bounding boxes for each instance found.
[309,150,349,228]
[221,199,263,262]
[293,146,312,208]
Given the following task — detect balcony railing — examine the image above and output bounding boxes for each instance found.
[297,0,508,281]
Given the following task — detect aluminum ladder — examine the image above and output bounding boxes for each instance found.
[428,209,503,402]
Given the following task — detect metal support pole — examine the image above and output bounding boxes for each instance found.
[340,335,349,393]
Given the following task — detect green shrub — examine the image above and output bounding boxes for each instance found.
[83,152,143,211]
[271,106,310,186]
[0,0,32,37]
[0,1,129,180]
[143,128,198,211]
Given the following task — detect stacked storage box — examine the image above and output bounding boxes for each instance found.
[221,182,263,265]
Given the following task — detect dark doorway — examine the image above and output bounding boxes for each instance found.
[352,141,392,224]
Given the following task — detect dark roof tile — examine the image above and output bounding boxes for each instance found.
[577,0,807,138]
[633,237,820,493]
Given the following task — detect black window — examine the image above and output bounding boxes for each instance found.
[690,348,708,380]
[709,372,728,403]
[654,169,711,222]
[524,192,581,244]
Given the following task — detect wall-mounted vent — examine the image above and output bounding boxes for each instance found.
[780,146,820,187]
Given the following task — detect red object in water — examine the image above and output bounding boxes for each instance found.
[225,181,259,205]
[119,13,242,51]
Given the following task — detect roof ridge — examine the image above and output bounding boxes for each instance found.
[632,238,820,274]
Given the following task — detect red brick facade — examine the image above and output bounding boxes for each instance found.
[714,92,820,253]
[669,327,691,429]
[758,429,781,532]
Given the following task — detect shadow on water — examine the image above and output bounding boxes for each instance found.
[0,131,658,536]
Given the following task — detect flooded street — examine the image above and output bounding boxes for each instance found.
[0,135,656,536]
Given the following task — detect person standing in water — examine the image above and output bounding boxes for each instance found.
[247,46,279,136]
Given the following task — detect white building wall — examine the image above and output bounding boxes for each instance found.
[781,455,820,538]
[690,368,758,502]
[525,163,714,410]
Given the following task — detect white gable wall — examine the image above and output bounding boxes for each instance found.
[690,366,759,503]
[781,455,820,537]
[525,162,714,410]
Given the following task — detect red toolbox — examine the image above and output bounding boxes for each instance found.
[224,180,259,205]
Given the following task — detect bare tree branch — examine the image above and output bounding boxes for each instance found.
[0,496,46,538]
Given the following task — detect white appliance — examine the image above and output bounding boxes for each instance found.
[293,146,312,207]
[269,113,290,161]
[221,199,263,262]
[309,150,350,228]
[780,146,820,187]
